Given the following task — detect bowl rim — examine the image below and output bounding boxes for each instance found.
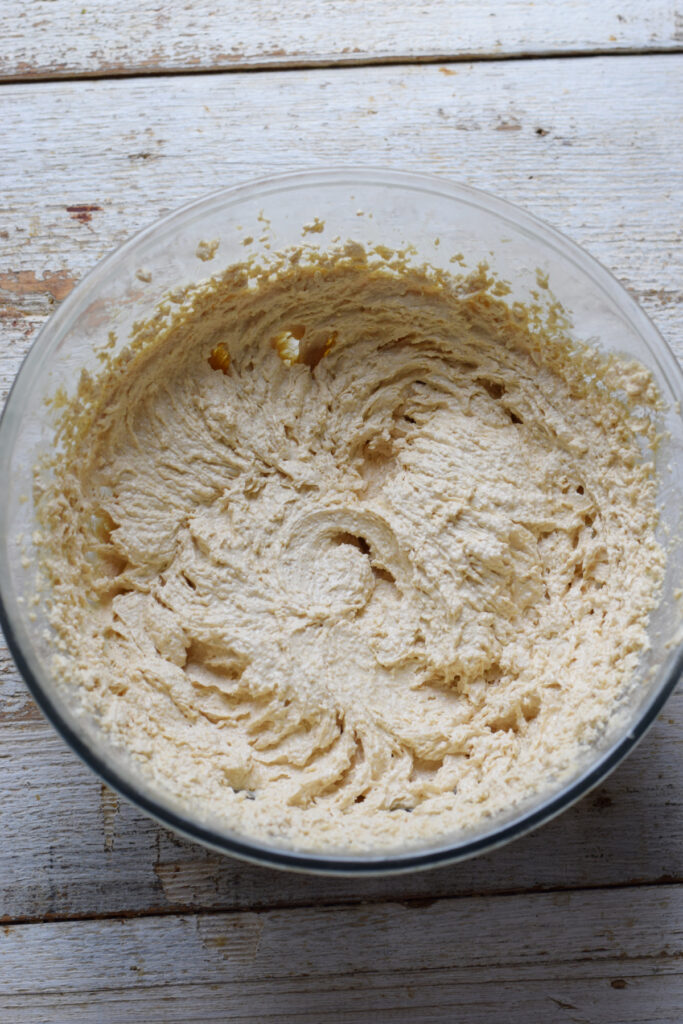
[1,166,681,875]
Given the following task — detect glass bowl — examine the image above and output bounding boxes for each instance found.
[1,168,681,875]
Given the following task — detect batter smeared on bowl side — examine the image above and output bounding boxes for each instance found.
[36,244,665,851]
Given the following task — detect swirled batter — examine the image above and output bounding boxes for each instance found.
[38,245,664,851]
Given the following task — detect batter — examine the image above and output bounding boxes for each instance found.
[37,243,664,851]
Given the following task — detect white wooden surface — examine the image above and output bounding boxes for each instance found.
[0,4,681,1020]
[1,54,682,404]
[2,887,682,1023]
[1,0,680,80]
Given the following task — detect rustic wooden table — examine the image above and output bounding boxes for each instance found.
[1,3,682,1021]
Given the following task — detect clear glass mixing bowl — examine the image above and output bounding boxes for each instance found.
[1,169,681,874]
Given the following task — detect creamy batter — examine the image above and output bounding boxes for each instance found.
[37,244,664,852]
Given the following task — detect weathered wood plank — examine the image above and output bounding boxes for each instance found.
[1,886,681,1023]
[1,56,681,921]
[1,1,680,82]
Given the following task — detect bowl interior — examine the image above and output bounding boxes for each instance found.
[1,169,681,873]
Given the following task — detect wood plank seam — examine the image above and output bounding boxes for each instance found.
[2,875,681,928]
[1,44,682,87]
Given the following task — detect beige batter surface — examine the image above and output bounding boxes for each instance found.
[37,244,664,852]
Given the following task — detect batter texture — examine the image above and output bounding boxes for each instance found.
[37,244,664,851]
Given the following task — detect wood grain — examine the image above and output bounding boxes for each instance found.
[1,886,682,1023]
[1,1,681,82]
[0,55,681,924]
